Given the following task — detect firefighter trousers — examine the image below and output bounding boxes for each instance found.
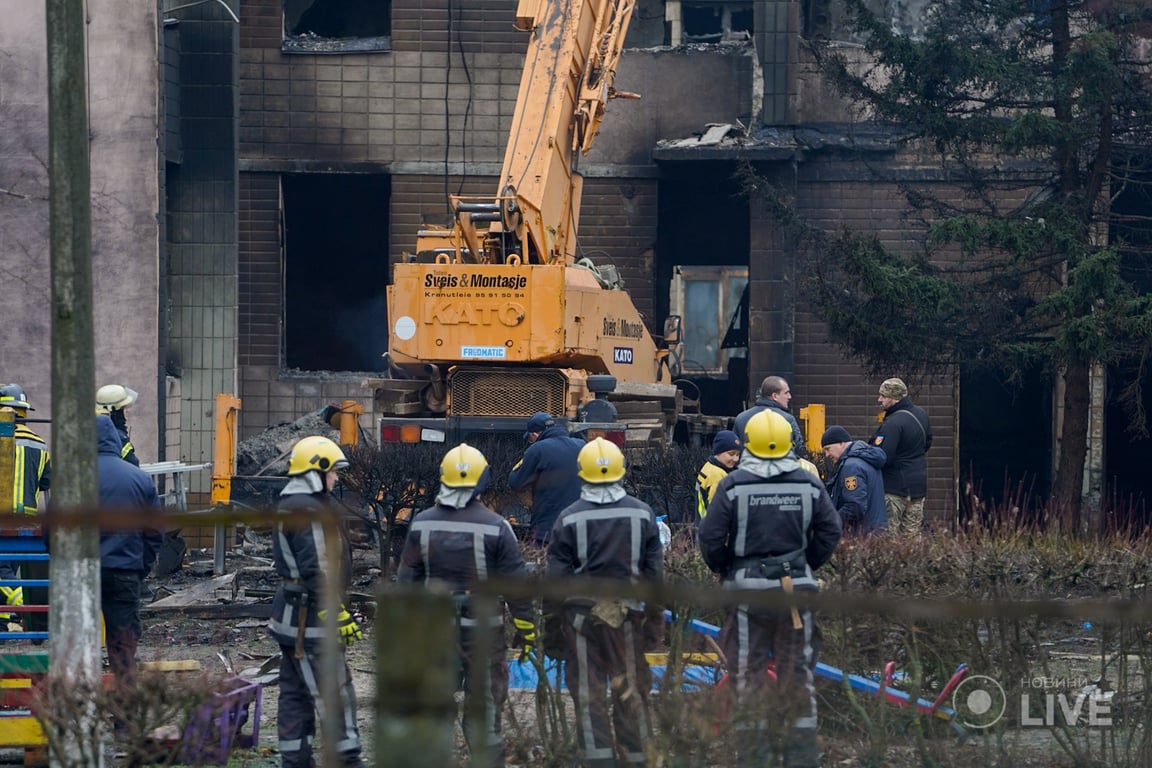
[561,606,652,767]
[720,604,820,768]
[276,644,363,768]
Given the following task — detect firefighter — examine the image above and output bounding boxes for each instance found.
[267,436,364,768]
[95,384,140,466]
[698,409,842,768]
[695,430,742,519]
[545,437,664,768]
[0,384,50,629]
[397,443,533,768]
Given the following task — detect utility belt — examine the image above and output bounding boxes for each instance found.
[732,549,807,580]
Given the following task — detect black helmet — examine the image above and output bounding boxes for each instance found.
[0,384,32,412]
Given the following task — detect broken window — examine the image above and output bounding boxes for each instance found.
[282,173,391,372]
[669,267,748,375]
[282,0,391,54]
[682,1,753,43]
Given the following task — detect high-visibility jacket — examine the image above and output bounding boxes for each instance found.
[12,424,50,514]
[695,457,731,519]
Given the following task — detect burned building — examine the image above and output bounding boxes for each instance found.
[3,0,1145,521]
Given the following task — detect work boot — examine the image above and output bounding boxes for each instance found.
[782,732,820,768]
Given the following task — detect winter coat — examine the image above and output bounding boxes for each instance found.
[695,457,731,519]
[508,424,585,541]
[267,479,354,648]
[825,440,888,536]
[733,398,808,458]
[96,414,161,572]
[871,397,932,497]
[397,499,533,626]
[698,466,841,590]
[11,423,50,514]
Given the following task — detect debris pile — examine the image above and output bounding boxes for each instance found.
[235,409,340,477]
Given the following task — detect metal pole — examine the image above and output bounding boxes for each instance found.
[46,0,102,764]
[375,587,459,767]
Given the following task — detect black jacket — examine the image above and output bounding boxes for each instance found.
[698,466,841,589]
[397,499,533,625]
[733,398,808,458]
[546,493,664,607]
[96,415,161,572]
[508,424,585,541]
[826,441,888,536]
[268,483,354,647]
[871,398,932,497]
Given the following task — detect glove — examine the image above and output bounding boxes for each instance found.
[513,618,536,661]
[318,605,364,645]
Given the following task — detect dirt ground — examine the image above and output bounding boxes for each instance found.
[3,530,1136,768]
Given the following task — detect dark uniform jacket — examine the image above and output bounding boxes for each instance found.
[733,399,808,458]
[110,411,140,466]
[825,441,887,536]
[546,494,664,608]
[698,467,840,590]
[396,499,533,626]
[871,398,932,498]
[268,487,354,648]
[96,415,161,572]
[12,424,50,514]
[509,424,585,540]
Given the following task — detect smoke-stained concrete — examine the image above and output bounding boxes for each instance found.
[0,0,161,462]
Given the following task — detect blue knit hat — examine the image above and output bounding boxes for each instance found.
[712,430,741,455]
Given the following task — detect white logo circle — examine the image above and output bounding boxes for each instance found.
[394,316,417,341]
[952,675,1007,729]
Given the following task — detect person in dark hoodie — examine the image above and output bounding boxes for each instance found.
[398,443,534,768]
[508,412,585,543]
[267,435,364,768]
[820,425,888,536]
[96,414,162,684]
[733,376,808,458]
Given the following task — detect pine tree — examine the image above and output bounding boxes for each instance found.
[771,0,1152,528]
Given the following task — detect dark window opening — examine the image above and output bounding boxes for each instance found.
[282,0,391,54]
[1105,150,1152,520]
[802,0,831,39]
[958,363,1052,524]
[683,3,753,43]
[656,161,750,417]
[283,174,391,372]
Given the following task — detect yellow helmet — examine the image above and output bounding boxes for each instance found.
[96,384,138,414]
[577,437,626,484]
[440,443,489,488]
[744,409,793,459]
[287,435,348,476]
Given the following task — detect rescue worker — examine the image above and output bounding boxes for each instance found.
[96,384,140,466]
[870,377,932,536]
[734,376,809,458]
[397,443,533,768]
[0,384,50,630]
[508,412,584,543]
[268,436,364,768]
[699,410,841,768]
[545,437,664,768]
[821,425,888,536]
[97,414,162,685]
[695,430,741,519]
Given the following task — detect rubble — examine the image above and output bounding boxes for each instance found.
[235,410,340,477]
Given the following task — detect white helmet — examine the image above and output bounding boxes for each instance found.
[95,384,138,414]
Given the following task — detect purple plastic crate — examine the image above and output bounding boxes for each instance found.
[179,677,262,766]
